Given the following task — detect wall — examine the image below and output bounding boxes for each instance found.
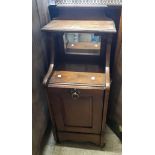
[32,0,50,154]
[108,15,122,138]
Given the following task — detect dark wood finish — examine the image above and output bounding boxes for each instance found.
[47,63,105,90]
[48,6,121,21]
[49,71,105,87]
[58,132,101,145]
[101,89,110,146]
[43,32,56,86]
[100,34,113,146]
[113,15,122,65]
[54,6,107,21]
[67,42,101,50]
[48,88,103,134]
[55,63,103,73]
[48,5,122,71]
[105,67,111,90]
[42,20,116,33]
[42,7,117,146]
[65,42,101,56]
[106,35,113,68]
[46,89,58,143]
[43,64,54,86]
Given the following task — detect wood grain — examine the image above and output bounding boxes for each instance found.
[42,20,116,33]
[48,88,103,134]
[49,71,105,88]
[55,63,103,73]
[100,34,113,146]
[42,7,118,146]
[105,67,110,90]
[58,132,101,145]
[66,42,101,50]
[65,42,101,55]
[43,64,54,86]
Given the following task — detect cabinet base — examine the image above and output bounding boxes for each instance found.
[57,131,104,146]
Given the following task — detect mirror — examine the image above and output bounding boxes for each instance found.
[63,33,101,56]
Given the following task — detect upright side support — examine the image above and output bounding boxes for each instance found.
[101,34,113,146]
[42,32,59,142]
[43,33,55,86]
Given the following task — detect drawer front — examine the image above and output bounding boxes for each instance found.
[48,88,103,134]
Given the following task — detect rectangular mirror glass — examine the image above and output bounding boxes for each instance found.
[63,33,101,56]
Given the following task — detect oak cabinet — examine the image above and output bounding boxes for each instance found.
[42,6,116,146]
[48,88,103,134]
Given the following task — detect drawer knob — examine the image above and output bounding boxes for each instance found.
[71,89,80,100]
[72,92,79,100]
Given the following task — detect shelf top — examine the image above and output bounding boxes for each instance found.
[42,20,116,33]
[67,42,101,50]
[48,70,105,89]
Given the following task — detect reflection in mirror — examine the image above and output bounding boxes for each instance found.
[63,33,101,55]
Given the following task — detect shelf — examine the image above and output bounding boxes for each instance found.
[66,42,100,50]
[49,70,105,89]
[48,63,105,89]
[42,20,116,33]
[65,42,100,55]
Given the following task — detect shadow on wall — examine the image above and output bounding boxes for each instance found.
[108,15,122,140]
[32,0,51,154]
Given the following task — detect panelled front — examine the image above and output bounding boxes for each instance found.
[48,88,104,134]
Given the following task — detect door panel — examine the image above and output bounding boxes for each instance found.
[63,96,93,127]
[48,88,103,134]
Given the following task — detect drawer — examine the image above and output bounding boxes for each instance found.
[48,88,104,134]
[57,132,101,145]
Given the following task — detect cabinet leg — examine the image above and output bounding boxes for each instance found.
[100,134,105,147]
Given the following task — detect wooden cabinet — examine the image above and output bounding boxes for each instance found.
[48,88,103,134]
[42,6,116,146]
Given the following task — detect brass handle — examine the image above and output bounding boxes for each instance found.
[71,89,80,100]
[72,92,79,100]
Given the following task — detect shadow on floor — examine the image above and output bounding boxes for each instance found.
[41,125,122,155]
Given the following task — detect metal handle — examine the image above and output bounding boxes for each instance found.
[72,92,79,100]
[71,89,80,100]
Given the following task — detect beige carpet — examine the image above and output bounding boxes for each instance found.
[42,126,122,155]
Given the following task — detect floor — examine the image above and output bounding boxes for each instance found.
[42,126,122,155]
